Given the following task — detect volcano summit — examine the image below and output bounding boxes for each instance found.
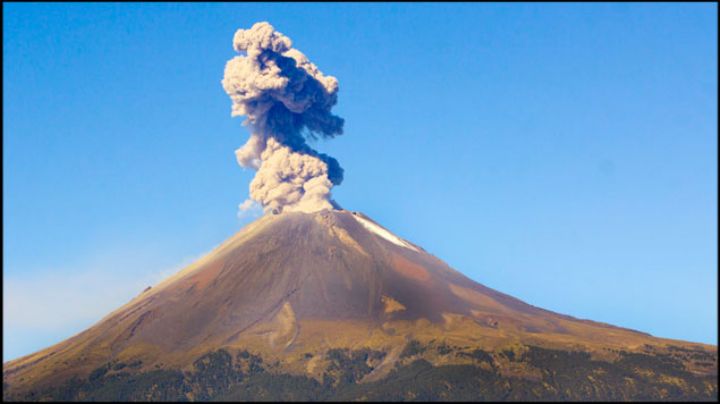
[3,210,718,401]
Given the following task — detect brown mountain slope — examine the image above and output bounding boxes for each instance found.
[3,210,717,400]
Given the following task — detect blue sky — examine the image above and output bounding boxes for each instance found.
[3,3,717,360]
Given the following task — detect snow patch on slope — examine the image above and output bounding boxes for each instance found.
[353,215,419,252]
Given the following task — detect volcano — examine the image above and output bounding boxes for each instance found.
[3,210,717,401]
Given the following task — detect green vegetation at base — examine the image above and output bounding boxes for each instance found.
[4,345,717,402]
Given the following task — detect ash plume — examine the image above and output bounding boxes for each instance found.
[222,22,344,214]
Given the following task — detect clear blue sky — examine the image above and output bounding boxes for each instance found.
[3,3,717,360]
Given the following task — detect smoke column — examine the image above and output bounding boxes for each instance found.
[222,22,344,214]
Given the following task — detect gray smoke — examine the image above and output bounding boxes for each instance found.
[222,22,344,214]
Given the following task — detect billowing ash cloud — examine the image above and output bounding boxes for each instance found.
[222,22,344,214]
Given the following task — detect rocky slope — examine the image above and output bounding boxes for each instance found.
[3,210,717,401]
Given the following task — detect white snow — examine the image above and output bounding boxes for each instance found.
[353,215,419,252]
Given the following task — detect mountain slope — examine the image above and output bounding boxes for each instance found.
[3,210,717,401]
